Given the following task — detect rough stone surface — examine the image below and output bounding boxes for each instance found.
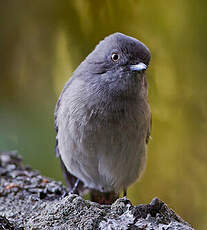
[0,151,194,230]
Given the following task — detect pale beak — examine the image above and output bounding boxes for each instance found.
[130,62,147,72]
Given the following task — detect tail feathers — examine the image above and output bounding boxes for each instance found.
[90,189,119,205]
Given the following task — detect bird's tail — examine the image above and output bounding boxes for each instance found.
[90,189,119,205]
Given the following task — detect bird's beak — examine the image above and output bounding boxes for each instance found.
[130,62,147,72]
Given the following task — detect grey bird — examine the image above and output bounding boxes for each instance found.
[55,32,151,204]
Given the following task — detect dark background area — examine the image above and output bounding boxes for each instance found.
[1,1,207,229]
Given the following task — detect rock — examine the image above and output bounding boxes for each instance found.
[0,151,194,230]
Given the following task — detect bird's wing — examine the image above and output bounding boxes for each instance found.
[54,77,87,194]
[54,78,73,157]
[54,98,61,157]
[146,111,152,144]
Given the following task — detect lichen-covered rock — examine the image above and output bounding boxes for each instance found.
[0,152,194,230]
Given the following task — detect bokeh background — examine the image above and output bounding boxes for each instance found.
[1,0,207,229]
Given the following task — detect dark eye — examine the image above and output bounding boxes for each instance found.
[111,53,120,62]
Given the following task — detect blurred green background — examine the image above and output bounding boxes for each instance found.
[1,0,207,229]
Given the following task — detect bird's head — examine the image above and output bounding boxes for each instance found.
[76,32,151,98]
[85,32,150,80]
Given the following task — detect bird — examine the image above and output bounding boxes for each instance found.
[54,32,151,205]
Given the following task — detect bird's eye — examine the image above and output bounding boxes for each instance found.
[111,53,120,62]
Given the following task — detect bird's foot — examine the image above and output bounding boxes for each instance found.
[69,179,80,195]
[123,189,127,197]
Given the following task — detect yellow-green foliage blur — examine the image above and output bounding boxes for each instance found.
[1,1,207,229]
